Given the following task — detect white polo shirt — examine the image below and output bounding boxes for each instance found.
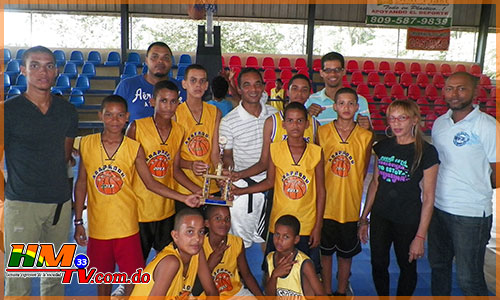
[432,106,499,217]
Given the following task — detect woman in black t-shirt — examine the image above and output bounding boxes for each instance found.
[358,100,439,296]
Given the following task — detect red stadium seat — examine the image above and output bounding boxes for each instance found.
[362,60,376,74]
[356,83,370,98]
[407,84,421,101]
[490,88,497,100]
[342,75,350,88]
[391,84,407,100]
[263,69,276,83]
[373,83,388,100]
[410,62,422,76]
[399,72,413,88]
[297,68,310,78]
[476,86,488,103]
[229,56,242,69]
[394,61,406,76]
[417,97,430,115]
[346,60,359,74]
[485,100,496,117]
[379,97,392,114]
[425,85,440,102]
[383,72,397,87]
[350,71,364,87]
[424,63,437,76]
[416,73,429,88]
[312,59,322,72]
[424,113,438,130]
[368,97,378,114]
[294,58,307,71]
[433,98,448,115]
[278,57,292,71]
[265,81,275,96]
[378,61,391,75]
[371,112,386,131]
[245,56,259,68]
[262,57,275,70]
[432,74,445,89]
[479,75,493,90]
[280,69,293,82]
[470,64,481,77]
[455,64,466,73]
[367,72,380,87]
[439,63,452,77]
[221,56,226,69]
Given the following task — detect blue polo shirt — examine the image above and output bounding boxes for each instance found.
[305,88,370,125]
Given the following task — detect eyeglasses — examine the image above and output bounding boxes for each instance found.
[387,115,410,123]
[322,67,344,74]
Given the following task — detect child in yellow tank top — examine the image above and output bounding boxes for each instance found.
[73,95,201,297]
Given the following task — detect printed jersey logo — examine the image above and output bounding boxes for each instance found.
[131,88,152,107]
[213,268,233,292]
[147,150,171,178]
[277,288,302,297]
[279,134,311,143]
[93,165,125,195]
[185,131,210,157]
[329,151,355,177]
[453,131,470,147]
[282,171,310,200]
[377,155,409,183]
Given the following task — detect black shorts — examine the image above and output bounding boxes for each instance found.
[320,219,361,258]
[139,215,175,261]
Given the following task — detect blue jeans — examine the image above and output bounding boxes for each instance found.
[428,207,492,296]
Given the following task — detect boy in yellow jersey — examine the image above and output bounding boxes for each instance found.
[126,80,202,263]
[234,102,326,273]
[175,64,222,212]
[269,78,285,111]
[317,87,373,296]
[73,95,200,297]
[264,215,325,296]
[131,208,218,297]
[200,205,263,296]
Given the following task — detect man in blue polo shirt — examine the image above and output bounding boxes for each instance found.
[114,42,186,122]
[305,52,371,129]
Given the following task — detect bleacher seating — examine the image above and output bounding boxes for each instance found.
[424,63,437,76]
[221,56,225,69]
[439,63,452,77]
[424,85,440,102]
[470,64,481,77]
[432,73,445,89]
[263,69,276,83]
[378,61,391,74]
[383,72,397,87]
[62,62,78,79]
[54,50,66,67]
[407,84,421,101]
[178,54,192,67]
[485,100,496,116]
[476,86,488,103]
[416,73,429,88]
[126,52,142,67]
[373,83,388,100]
[410,62,422,76]
[455,64,466,72]
[390,84,407,100]
[81,62,96,79]
[394,61,406,76]
[379,97,392,114]
[4,73,10,92]
[312,59,321,72]
[350,71,364,87]
[229,55,241,69]
[433,98,448,115]
[417,97,431,115]
[245,56,259,68]
[72,75,90,93]
[6,87,21,99]
[280,69,293,83]
[68,50,84,66]
[4,48,11,64]
[176,66,187,81]
[356,83,370,98]
[367,72,380,87]
[297,68,309,78]
[262,57,275,70]
[278,57,292,71]
[371,112,385,131]
[362,60,376,74]
[104,51,121,66]
[5,60,20,83]
[294,58,307,71]
[346,60,359,73]
[69,89,85,107]
[11,74,27,92]
[52,74,71,93]
[424,113,438,130]
[14,49,26,63]
[87,50,102,65]
[342,75,350,87]
[120,63,137,80]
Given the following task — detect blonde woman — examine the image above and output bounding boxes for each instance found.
[358,100,439,295]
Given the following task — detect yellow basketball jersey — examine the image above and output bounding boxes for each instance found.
[266,250,311,296]
[131,243,199,297]
[202,234,243,296]
[270,140,321,236]
[271,111,318,144]
[79,133,139,239]
[175,102,218,194]
[132,117,184,222]
[318,123,372,223]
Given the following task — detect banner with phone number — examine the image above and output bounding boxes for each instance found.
[406,27,450,51]
[366,4,452,28]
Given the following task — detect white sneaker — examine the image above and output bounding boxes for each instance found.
[111,284,126,297]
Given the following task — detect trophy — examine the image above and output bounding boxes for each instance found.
[201,136,233,206]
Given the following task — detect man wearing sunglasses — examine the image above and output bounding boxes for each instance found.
[305,52,371,129]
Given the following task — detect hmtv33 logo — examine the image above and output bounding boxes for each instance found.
[6,243,150,284]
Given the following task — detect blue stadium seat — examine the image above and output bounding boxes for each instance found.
[104,51,121,66]
[11,74,27,92]
[5,60,20,83]
[4,72,11,92]
[120,63,137,80]
[81,62,96,79]
[69,89,85,107]
[6,87,21,99]
[176,66,187,81]
[51,88,63,96]
[87,50,102,66]
[72,75,90,93]
[4,49,11,64]
[126,52,142,67]
[13,49,26,63]
[68,50,84,66]
[171,55,177,68]
[52,74,71,93]
[178,54,192,67]
[53,50,66,67]
[62,62,78,79]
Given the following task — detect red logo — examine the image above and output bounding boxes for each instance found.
[95,170,124,195]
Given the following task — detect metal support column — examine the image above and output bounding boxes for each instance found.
[305,4,316,76]
[475,4,491,70]
[120,4,129,69]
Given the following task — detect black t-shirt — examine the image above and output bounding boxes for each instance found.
[371,137,439,224]
[5,95,78,203]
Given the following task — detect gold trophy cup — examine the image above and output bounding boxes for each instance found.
[201,136,232,206]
